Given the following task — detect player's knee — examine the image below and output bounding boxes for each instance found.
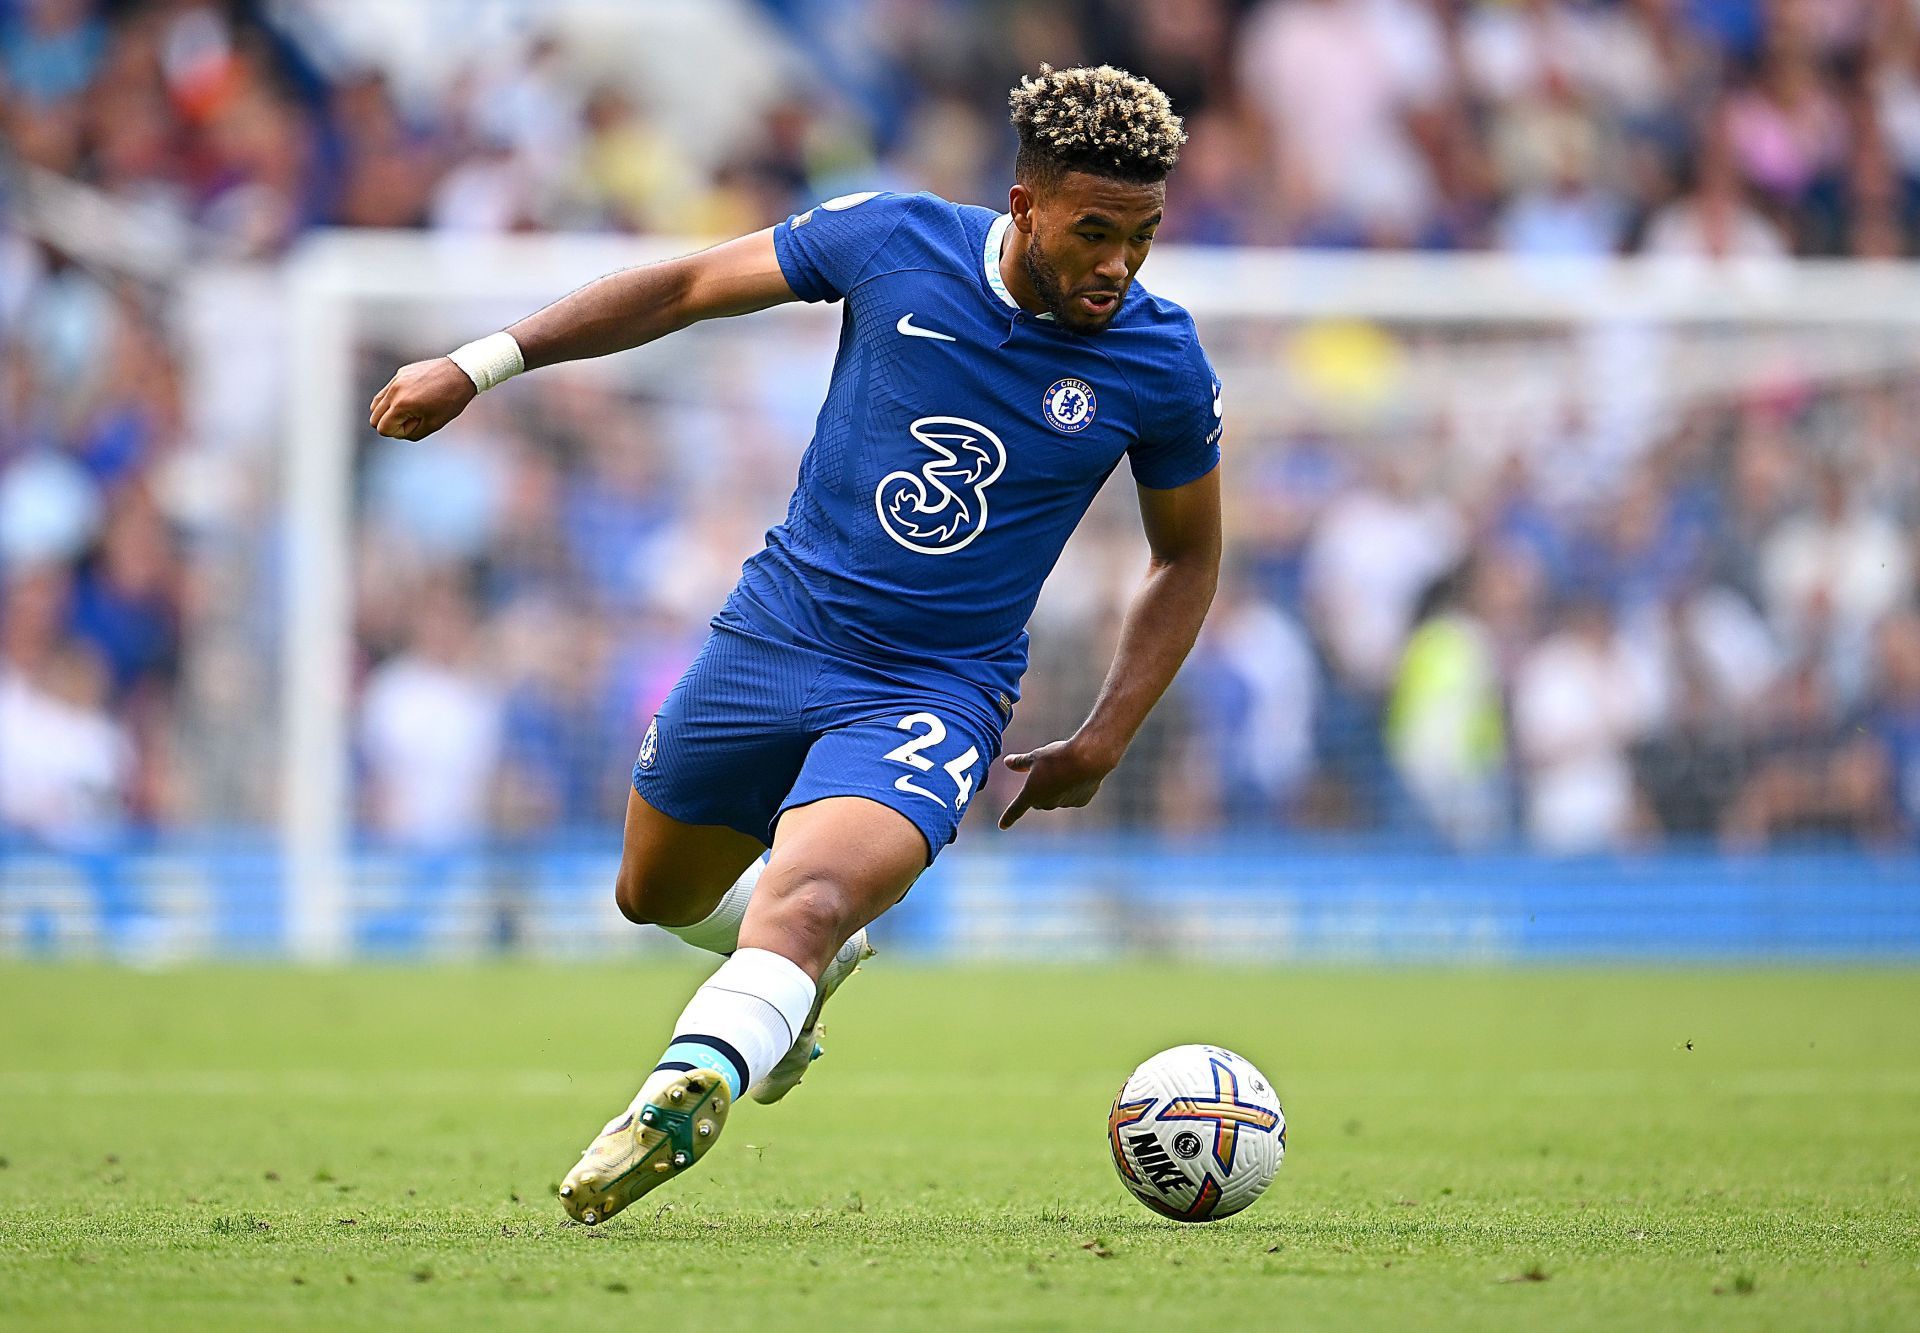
[756,871,861,950]
[612,865,651,924]
[613,862,693,927]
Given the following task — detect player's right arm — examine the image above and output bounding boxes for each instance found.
[369,229,794,441]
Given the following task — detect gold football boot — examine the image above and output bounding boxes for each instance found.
[558,1068,729,1225]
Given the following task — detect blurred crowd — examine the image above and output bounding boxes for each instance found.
[1185,373,1920,853]
[6,0,1920,855]
[18,1,1920,258]
[16,0,1920,257]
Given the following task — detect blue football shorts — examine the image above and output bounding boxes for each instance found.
[630,623,1006,863]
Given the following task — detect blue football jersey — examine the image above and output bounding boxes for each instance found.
[720,189,1223,713]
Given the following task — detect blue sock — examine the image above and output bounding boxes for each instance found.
[657,1037,752,1100]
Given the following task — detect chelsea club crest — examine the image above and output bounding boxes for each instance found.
[1043,378,1096,434]
[638,719,659,770]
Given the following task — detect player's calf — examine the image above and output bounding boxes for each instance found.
[749,926,874,1104]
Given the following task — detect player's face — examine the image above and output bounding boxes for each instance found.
[1016,173,1165,334]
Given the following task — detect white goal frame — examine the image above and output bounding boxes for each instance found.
[282,233,1920,959]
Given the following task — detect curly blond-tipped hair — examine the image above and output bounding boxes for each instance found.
[1009,64,1186,187]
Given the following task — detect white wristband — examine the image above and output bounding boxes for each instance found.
[447,331,525,393]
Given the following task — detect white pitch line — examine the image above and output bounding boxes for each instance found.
[1,1068,1918,1099]
[0,1070,594,1098]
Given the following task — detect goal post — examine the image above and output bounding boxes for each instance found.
[280,233,721,960]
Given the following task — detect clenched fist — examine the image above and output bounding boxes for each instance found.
[368,358,477,441]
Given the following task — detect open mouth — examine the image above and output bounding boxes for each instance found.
[1077,291,1119,317]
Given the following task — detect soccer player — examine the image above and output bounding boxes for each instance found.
[369,65,1222,1224]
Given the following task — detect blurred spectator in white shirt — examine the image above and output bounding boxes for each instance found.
[0,568,132,844]
[429,134,536,234]
[1237,0,1450,239]
[1759,464,1912,702]
[1514,598,1661,853]
[1304,462,1464,695]
[358,590,502,847]
[1644,125,1792,259]
[0,646,132,844]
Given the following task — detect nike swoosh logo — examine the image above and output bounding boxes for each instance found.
[897,313,956,342]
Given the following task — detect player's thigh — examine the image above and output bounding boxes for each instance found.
[740,704,999,969]
[781,703,999,866]
[613,788,766,927]
[740,795,930,973]
[620,625,822,924]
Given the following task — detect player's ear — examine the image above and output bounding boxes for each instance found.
[1008,182,1035,233]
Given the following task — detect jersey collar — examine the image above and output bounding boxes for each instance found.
[983,213,1054,321]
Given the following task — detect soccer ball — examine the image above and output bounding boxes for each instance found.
[1108,1044,1285,1222]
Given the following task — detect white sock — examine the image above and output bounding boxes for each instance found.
[659,858,762,955]
[651,947,816,1100]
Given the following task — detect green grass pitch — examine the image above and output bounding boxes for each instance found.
[2,963,1917,1330]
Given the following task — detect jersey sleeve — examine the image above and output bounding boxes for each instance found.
[772,190,918,303]
[1127,320,1224,490]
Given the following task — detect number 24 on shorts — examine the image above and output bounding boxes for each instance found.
[882,713,980,809]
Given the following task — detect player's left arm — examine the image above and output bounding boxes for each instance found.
[998,465,1222,829]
